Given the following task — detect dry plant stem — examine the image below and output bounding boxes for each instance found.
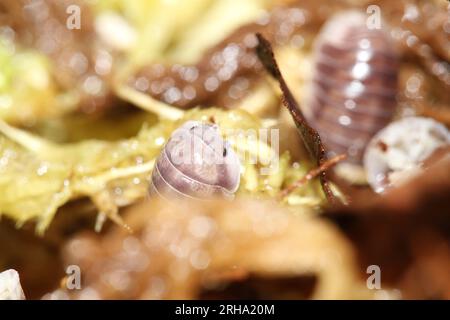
[0,118,57,154]
[114,83,185,120]
[279,154,346,200]
[255,33,340,204]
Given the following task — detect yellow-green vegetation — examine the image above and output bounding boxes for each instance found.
[0,108,325,234]
[94,0,270,65]
[0,36,73,124]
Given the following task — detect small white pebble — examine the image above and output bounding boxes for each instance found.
[0,269,25,300]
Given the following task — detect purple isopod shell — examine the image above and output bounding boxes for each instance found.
[150,121,241,200]
[306,11,399,165]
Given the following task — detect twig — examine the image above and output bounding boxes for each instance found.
[255,33,340,204]
[278,154,346,200]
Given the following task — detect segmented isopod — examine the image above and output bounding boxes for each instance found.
[150,121,241,200]
[306,11,399,167]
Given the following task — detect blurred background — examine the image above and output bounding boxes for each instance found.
[0,0,449,300]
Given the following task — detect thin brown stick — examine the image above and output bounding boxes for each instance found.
[256,33,340,205]
[278,154,347,200]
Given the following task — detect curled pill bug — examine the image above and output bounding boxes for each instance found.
[306,11,399,169]
[363,116,450,193]
[150,121,241,200]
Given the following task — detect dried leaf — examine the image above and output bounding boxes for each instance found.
[255,33,340,204]
[324,156,450,298]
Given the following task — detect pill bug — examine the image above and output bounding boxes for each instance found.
[306,11,399,166]
[150,121,241,200]
[363,116,450,193]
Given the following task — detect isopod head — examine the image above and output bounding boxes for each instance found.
[150,121,241,200]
